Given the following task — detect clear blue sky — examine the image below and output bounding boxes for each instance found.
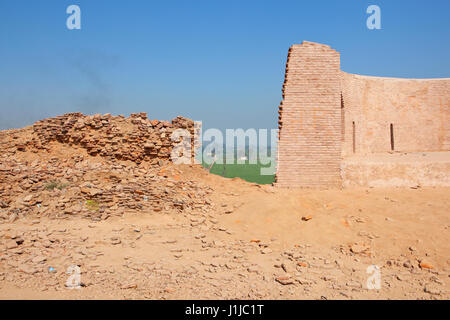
[0,0,449,131]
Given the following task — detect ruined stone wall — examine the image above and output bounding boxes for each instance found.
[341,73,450,157]
[8,112,200,165]
[276,41,342,188]
[0,113,207,221]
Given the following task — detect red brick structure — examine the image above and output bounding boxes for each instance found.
[276,41,450,188]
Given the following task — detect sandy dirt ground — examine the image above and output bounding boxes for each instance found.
[0,165,449,300]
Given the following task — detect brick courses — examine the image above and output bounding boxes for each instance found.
[276,41,342,188]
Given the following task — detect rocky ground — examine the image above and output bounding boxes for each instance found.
[0,114,449,300]
[0,165,449,299]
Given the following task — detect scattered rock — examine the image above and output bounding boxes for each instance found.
[261,247,273,254]
[350,244,369,254]
[424,285,441,295]
[346,281,362,288]
[18,265,39,274]
[31,256,47,264]
[110,237,121,245]
[275,276,294,285]
[5,240,18,249]
[247,265,259,273]
[403,260,412,269]
[281,262,293,273]
[295,277,313,285]
[121,283,138,290]
[419,261,434,270]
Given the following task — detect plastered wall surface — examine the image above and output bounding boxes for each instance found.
[341,73,450,157]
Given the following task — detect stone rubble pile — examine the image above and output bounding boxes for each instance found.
[0,113,211,221]
[9,112,200,164]
[0,156,213,221]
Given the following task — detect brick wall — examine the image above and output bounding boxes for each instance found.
[276,41,342,188]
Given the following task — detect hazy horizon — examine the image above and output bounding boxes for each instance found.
[1,0,449,131]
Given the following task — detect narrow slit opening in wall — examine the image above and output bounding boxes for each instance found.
[390,123,394,151]
[352,121,356,153]
[341,94,345,141]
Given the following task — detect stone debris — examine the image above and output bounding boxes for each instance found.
[424,284,441,295]
[15,112,199,164]
[350,243,370,254]
[0,113,212,221]
[110,237,122,245]
[275,276,294,285]
[419,260,434,270]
